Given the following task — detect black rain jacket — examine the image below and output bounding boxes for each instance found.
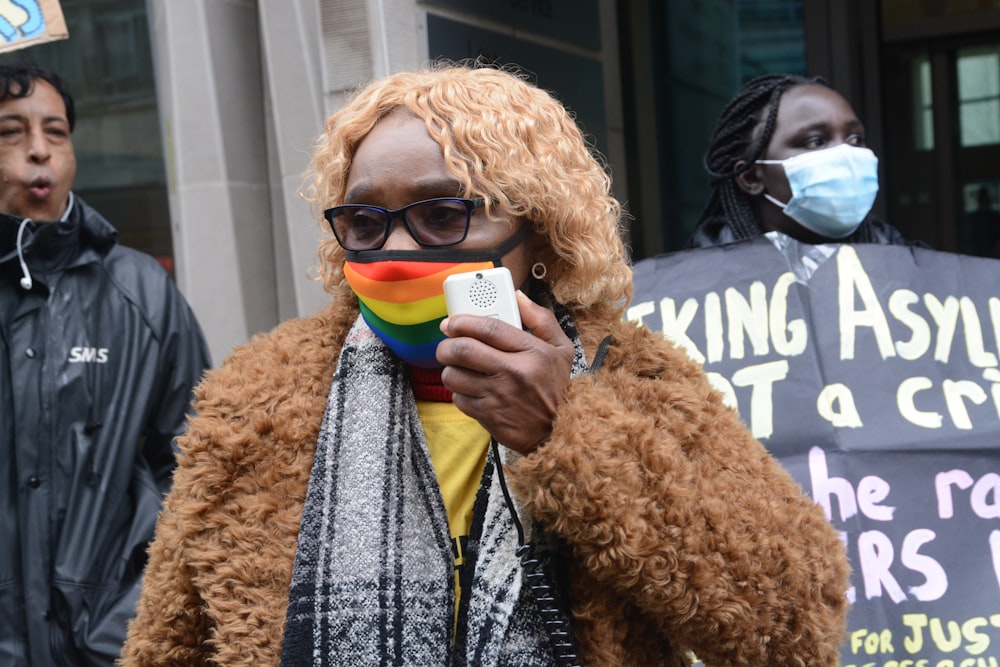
[0,196,210,666]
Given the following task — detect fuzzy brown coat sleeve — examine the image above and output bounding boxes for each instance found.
[119,303,352,667]
[506,320,850,666]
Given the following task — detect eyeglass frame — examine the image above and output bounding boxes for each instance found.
[324,197,486,251]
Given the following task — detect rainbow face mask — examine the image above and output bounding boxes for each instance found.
[343,228,529,368]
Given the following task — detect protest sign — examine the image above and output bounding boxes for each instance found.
[0,0,67,54]
[630,235,1000,667]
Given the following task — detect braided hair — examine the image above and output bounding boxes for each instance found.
[689,74,828,245]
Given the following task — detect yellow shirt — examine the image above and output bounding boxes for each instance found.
[417,400,490,628]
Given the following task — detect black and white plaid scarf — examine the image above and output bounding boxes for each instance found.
[281,314,589,667]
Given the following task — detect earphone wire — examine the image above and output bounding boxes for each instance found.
[16,217,33,290]
[491,438,581,667]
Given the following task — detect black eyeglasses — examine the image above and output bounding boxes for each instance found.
[324,197,486,251]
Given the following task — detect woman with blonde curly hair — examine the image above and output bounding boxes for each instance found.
[122,63,849,666]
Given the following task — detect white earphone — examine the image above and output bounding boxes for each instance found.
[16,217,32,290]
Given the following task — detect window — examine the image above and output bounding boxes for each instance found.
[913,56,934,150]
[957,45,1000,147]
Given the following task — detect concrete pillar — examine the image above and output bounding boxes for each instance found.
[258,0,328,322]
[147,0,333,363]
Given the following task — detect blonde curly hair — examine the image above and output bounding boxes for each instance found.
[304,62,632,321]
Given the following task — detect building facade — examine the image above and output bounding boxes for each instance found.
[7,0,1000,362]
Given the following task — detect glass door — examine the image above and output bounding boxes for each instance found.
[955,43,1000,258]
[882,35,1000,258]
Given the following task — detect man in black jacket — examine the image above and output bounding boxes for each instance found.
[0,62,211,665]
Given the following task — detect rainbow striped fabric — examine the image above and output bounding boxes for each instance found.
[344,259,494,367]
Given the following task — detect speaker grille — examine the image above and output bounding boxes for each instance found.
[468,276,498,308]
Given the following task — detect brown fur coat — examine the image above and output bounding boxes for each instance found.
[120,297,849,666]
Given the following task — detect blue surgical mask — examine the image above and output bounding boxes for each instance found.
[756,143,879,239]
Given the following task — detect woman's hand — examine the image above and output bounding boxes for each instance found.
[437,291,575,455]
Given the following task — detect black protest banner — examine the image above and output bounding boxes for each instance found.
[630,236,1000,667]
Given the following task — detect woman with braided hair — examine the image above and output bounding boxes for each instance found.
[688,73,909,247]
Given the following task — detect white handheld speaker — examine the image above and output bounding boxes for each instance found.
[443,266,522,328]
